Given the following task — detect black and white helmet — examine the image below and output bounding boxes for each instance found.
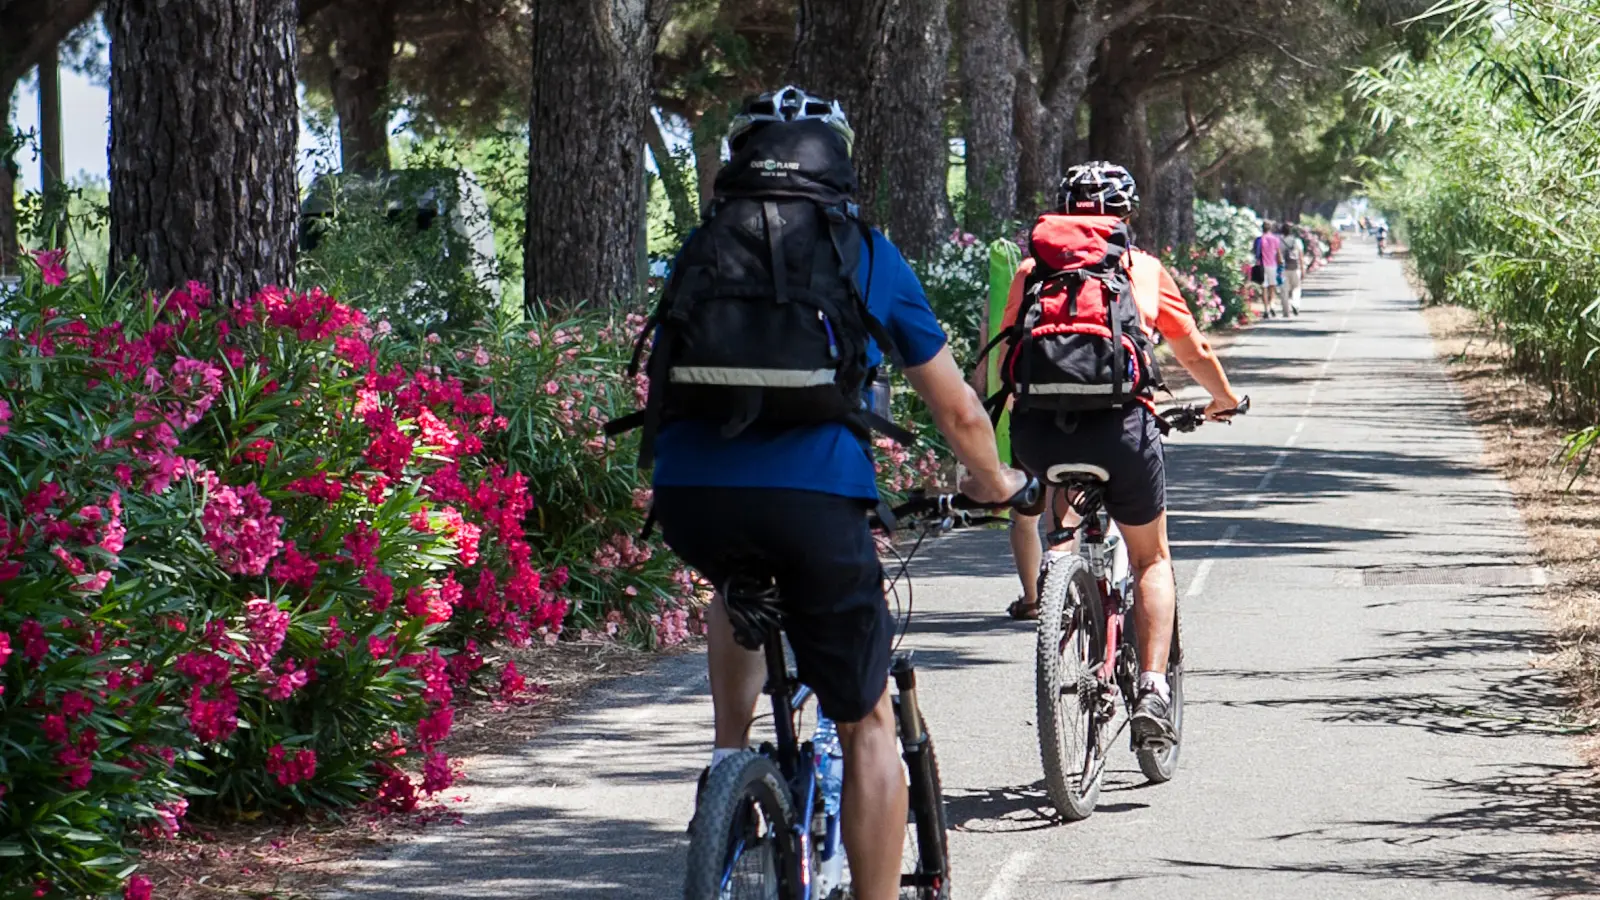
[727,86,856,155]
[1059,161,1140,216]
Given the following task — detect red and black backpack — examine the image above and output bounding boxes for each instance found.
[982,215,1164,421]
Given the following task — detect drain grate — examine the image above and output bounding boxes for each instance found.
[1360,565,1549,588]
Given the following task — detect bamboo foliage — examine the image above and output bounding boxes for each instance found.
[1357,1,1600,451]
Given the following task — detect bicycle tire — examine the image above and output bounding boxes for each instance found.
[684,751,802,900]
[1035,555,1105,821]
[897,706,951,900]
[1135,610,1184,783]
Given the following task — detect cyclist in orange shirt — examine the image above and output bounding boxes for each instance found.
[993,162,1241,744]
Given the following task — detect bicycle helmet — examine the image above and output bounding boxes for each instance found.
[727,85,856,156]
[1059,161,1140,216]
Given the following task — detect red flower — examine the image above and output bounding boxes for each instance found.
[31,248,67,286]
[499,661,529,701]
[416,704,453,747]
[124,875,153,900]
[422,751,455,794]
[343,524,381,571]
[265,744,318,786]
[270,542,319,592]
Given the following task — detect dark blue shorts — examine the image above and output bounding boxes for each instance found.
[1010,404,1167,526]
[652,487,892,723]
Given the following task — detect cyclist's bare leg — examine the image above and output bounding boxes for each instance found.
[706,593,764,750]
[1010,511,1042,607]
[835,686,909,900]
[1116,513,1175,675]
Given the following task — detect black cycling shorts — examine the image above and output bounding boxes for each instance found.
[652,486,892,724]
[1010,403,1167,526]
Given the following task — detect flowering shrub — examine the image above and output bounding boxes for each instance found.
[910,230,989,368]
[396,307,702,648]
[1161,247,1229,328]
[0,254,558,897]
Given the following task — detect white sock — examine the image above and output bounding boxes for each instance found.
[1138,671,1170,702]
[710,747,740,771]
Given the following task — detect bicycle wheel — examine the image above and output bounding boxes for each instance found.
[684,751,802,900]
[897,706,951,900]
[1035,555,1105,821]
[1135,609,1184,783]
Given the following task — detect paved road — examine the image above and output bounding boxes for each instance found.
[329,242,1600,899]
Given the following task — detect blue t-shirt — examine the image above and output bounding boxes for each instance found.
[652,229,948,500]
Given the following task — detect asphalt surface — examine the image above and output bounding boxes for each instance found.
[328,240,1600,899]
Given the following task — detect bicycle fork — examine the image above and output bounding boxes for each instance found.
[893,655,947,891]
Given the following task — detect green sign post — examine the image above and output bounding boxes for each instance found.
[987,237,1022,464]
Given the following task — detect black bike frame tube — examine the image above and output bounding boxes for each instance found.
[892,657,947,882]
[765,625,799,779]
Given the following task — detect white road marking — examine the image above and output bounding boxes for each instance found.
[1186,303,1354,599]
[981,850,1037,900]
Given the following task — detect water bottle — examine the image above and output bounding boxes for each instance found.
[866,373,892,421]
[813,717,846,893]
[814,718,844,818]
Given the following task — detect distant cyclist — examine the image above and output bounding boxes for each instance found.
[625,87,1027,900]
[993,162,1242,746]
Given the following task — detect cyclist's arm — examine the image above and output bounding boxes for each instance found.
[903,346,1024,504]
[1153,266,1241,415]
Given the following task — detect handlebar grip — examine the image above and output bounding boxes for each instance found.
[947,477,1049,512]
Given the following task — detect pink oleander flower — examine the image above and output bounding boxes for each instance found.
[265,744,318,787]
[324,616,347,651]
[244,597,290,668]
[499,661,528,701]
[422,751,455,794]
[31,248,67,286]
[187,684,240,742]
[168,357,224,429]
[0,398,10,436]
[124,874,153,900]
[18,619,48,665]
[201,480,285,575]
[270,541,319,593]
[417,408,461,456]
[263,660,310,700]
[417,704,454,747]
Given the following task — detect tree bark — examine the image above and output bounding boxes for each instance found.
[107,0,300,299]
[328,0,397,173]
[0,89,16,274]
[691,112,722,215]
[644,110,697,239]
[1016,0,1160,219]
[39,43,62,191]
[959,0,1018,234]
[526,0,667,311]
[868,0,952,258]
[793,0,895,221]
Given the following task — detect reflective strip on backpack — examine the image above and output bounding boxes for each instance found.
[1026,382,1118,395]
[670,366,837,387]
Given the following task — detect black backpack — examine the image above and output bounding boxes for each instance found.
[607,120,910,468]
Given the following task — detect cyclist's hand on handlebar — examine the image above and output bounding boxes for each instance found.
[1205,392,1248,423]
[958,465,1029,507]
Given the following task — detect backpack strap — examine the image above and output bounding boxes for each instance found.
[764,201,791,305]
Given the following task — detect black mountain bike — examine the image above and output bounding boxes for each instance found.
[1035,398,1248,820]
[684,481,1041,900]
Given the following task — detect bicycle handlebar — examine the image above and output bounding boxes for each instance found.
[876,476,1043,532]
[1155,395,1251,435]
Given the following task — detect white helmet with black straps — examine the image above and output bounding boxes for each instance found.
[1060,161,1140,216]
[727,85,856,156]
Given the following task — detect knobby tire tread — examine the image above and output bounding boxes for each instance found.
[684,751,799,900]
[1035,556,1105,821]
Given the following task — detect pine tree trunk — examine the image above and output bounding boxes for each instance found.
[691,115,722,215]
[794,0,894,218]
[329,0,396,173]
[644,111,697,239]
[959,0,1018,235]
[107,0,300,299]
[869,0,952,258]
[525,0,665,312]
[0,88,17,274]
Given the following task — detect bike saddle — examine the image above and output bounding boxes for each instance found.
[1045,463,1111,486]
[722,572,783,651]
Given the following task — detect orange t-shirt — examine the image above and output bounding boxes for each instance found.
[1001,247,1199,343]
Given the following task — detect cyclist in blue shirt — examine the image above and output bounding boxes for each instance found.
[650,88,1026,900]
